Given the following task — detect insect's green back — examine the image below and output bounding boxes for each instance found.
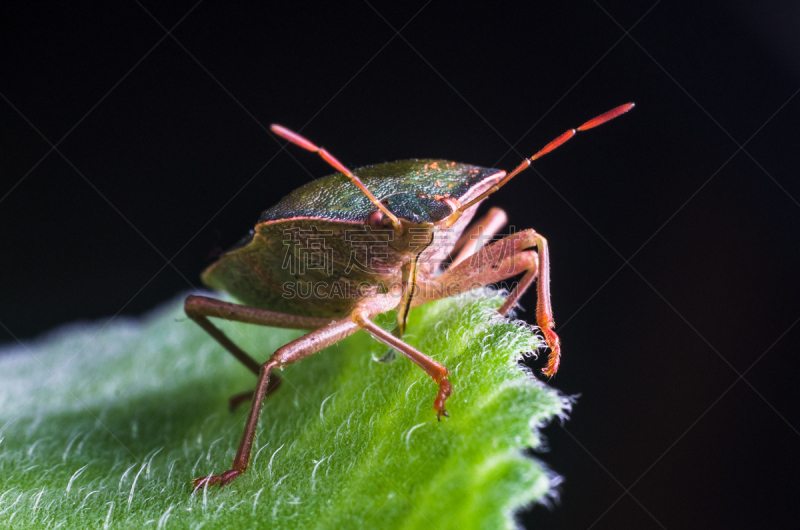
[202,159,503,317]
[259,159,503,225]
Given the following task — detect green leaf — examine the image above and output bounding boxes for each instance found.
[0,290,568,529]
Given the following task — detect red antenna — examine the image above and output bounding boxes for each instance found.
[449,102,635,222]
[270,124,403,234]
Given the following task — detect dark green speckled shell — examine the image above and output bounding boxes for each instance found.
[259,159,502,224]
[201,159,503,317]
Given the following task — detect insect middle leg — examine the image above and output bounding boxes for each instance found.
[351,294,453,418]
[192,316,360,491]
[416,229,561,376]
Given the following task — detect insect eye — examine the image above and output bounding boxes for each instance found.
[367,209,385,230]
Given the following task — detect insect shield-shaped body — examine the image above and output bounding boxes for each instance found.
[186,103,635,491]
[202,159,503,320]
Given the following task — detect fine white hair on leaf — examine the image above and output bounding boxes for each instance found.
[31,487,44,515]
[75,425,98,455]
[286,494,301,505]
[361,381,377,402]
[272,473,290,491]
[287,439,299,457]
[78,490,100,512]
[118,463,137,491]
[536,466,564,511]
[228,499,246,512]
[0,488,15,507]
[251,487,264,515]
[65,463,88,495]
[26,436,52,458]
[405,381,418,401]
[472,378,536,412]
[157,503,175,530]
[336,411,356,438]
[319,392,338,423]
[311,454,331,492]
[164,459,177,490]
[555,394,578,425]
[191,454,204,476]
[145,447,163,478]
[205,437,224,462]
[252,442,270,467]
[61,430,82,462]
[517,362,537,383]
[267,443,285,478]
[404,422,426,449]
[201,473,209,513]
[453,361,464,377]
[0,492,22,517]
[324,451,336,476]
[25,414,45,439]
[127,462,147,511]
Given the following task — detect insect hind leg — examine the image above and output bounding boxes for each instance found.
[192,316,360,491]
[184,295,334,407]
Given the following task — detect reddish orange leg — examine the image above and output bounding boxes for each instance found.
[415,229,561,377]
[448,207,508,268]
[227,379,282,412]
[227,390,255,412]
[192,317,360,491]
[351,295,452,418]
[499,231,560,376]
[185,295,331,407]
[187,292,456,491]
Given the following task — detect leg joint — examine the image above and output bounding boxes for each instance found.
[184,294,202,318]
[351,309,369,326]
[261,358,280,375]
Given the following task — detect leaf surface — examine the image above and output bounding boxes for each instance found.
[0,291,567,529]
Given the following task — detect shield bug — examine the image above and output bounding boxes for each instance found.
[186,103,635,490]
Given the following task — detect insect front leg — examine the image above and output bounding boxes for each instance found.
[448,207,508,268]
[498,231,560,377]
[192,317,360,491]
[416,229,561,377]
[351,295,453,418]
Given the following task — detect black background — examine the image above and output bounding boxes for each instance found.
[2,1,799,528]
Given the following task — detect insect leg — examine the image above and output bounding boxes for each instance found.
[351,295,452,418]
[497,231,560,378]
[448,207,508,268]
[192,317,360,491]
[417,229,561,377]
[227,389,258,412]
[184,295,333,408]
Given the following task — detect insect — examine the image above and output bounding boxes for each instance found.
[186,103,635,490]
